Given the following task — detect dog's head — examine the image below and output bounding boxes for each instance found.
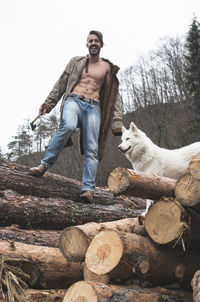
[118,122,146,155]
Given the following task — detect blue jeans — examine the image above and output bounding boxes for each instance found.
[41,95,101,192]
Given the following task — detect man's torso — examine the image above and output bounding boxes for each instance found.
[72,59,110,101]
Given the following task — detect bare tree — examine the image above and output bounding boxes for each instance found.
[119,36,188,113]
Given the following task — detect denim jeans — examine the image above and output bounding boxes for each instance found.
[41,95,101,192]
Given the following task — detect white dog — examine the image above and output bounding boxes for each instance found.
[118,122,200,180]
[118,122,200,217]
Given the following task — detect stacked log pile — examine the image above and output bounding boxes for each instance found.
[0,157,199,301]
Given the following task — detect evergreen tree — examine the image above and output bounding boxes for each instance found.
[6,122,32,161]
[184,16,200,103]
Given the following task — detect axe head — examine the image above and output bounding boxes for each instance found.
[30,122,37,131]
[30,113,42,131]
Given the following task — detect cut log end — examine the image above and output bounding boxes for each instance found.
[107,167,130,195]
[63,281,98,302]
[85,230,123,275]
[189,152,200,180]
[144,199,188,244]
[175,173,200,207]
[139,260,150,274]
[175,264,186,279]
[59,227,90,262]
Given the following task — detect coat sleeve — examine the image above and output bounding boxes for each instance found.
[111,92,123,136]
[41,57,76,113]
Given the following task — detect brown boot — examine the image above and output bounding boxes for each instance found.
[79,190,94,203]
[30,164,48,177]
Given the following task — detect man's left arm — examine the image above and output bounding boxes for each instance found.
[104,64,123,136]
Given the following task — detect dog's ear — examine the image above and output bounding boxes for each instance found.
[122,126,126,133]
[130,122,137,132]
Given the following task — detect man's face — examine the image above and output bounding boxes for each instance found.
[86,34,102,57]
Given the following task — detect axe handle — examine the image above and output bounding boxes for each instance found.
[31,113,42,124]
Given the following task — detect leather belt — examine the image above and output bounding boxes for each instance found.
[68,93,100,107]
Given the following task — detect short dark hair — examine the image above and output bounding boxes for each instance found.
[88,30,104,46]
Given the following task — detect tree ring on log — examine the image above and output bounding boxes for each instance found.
[59,227,91,262]
[189,152,200,180]
[107,168,130,195]
[85,230,123,275]
[144,199,189,244]
[63,281,99,302]
[175,173,200,207]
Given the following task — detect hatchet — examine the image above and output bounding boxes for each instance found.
[30,113,42,131]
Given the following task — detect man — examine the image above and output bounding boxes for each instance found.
[30,30,123,203]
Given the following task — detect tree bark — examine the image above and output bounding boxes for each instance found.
[85,230,200,286]
[0,240,82,289]
[191,270,200,302]
[0,225,61,247]
[0,189,141,230]
[144,197,190,246]
[59,218,146,262]
[175,173,200,208]
[13,289,66,302]
[63,281,193,302]
[108,167,176,199]
[0,160,145,208]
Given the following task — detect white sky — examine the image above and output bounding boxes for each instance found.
[0,0,200,153]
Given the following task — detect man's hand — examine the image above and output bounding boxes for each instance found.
[112,127,122,136]
[39,103,48,115]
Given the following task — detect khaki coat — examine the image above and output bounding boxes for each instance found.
[42,56,123,160]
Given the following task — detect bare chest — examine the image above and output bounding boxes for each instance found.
[81,62,108,83]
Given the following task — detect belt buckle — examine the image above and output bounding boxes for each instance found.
[79,95,85,100]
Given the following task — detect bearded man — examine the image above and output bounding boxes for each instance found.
[30,30,123,203]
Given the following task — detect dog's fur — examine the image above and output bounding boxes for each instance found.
[118,122,200,180]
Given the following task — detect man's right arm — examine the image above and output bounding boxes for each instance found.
[39,57,76,114]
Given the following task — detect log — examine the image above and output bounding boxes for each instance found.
[175,173,200,208]
[0,160,145,208]
[191,270,200,302]
[0,189,140,229]
[1,289,66,302]
[144,197,190,246]
[189,152,200,180]
[108,167,176,199]
[63,281,193,302]
[8,289,66,302]
[0,225,61,247]
[59,218,146,262]
[82,262,110,284]
[85,230,200,285]
[144,197,200,246]
[0,240,82,289]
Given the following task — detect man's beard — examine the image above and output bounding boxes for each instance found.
[89,46,100,57]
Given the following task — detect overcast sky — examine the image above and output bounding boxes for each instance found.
[0,0,200,153]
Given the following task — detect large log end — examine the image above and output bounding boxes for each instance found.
[63,281,98,302]
[144,198,189,245]
[59,227,91,262]
[108,168,130,195]
[85,230,123,275]
[175,173,200,207]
